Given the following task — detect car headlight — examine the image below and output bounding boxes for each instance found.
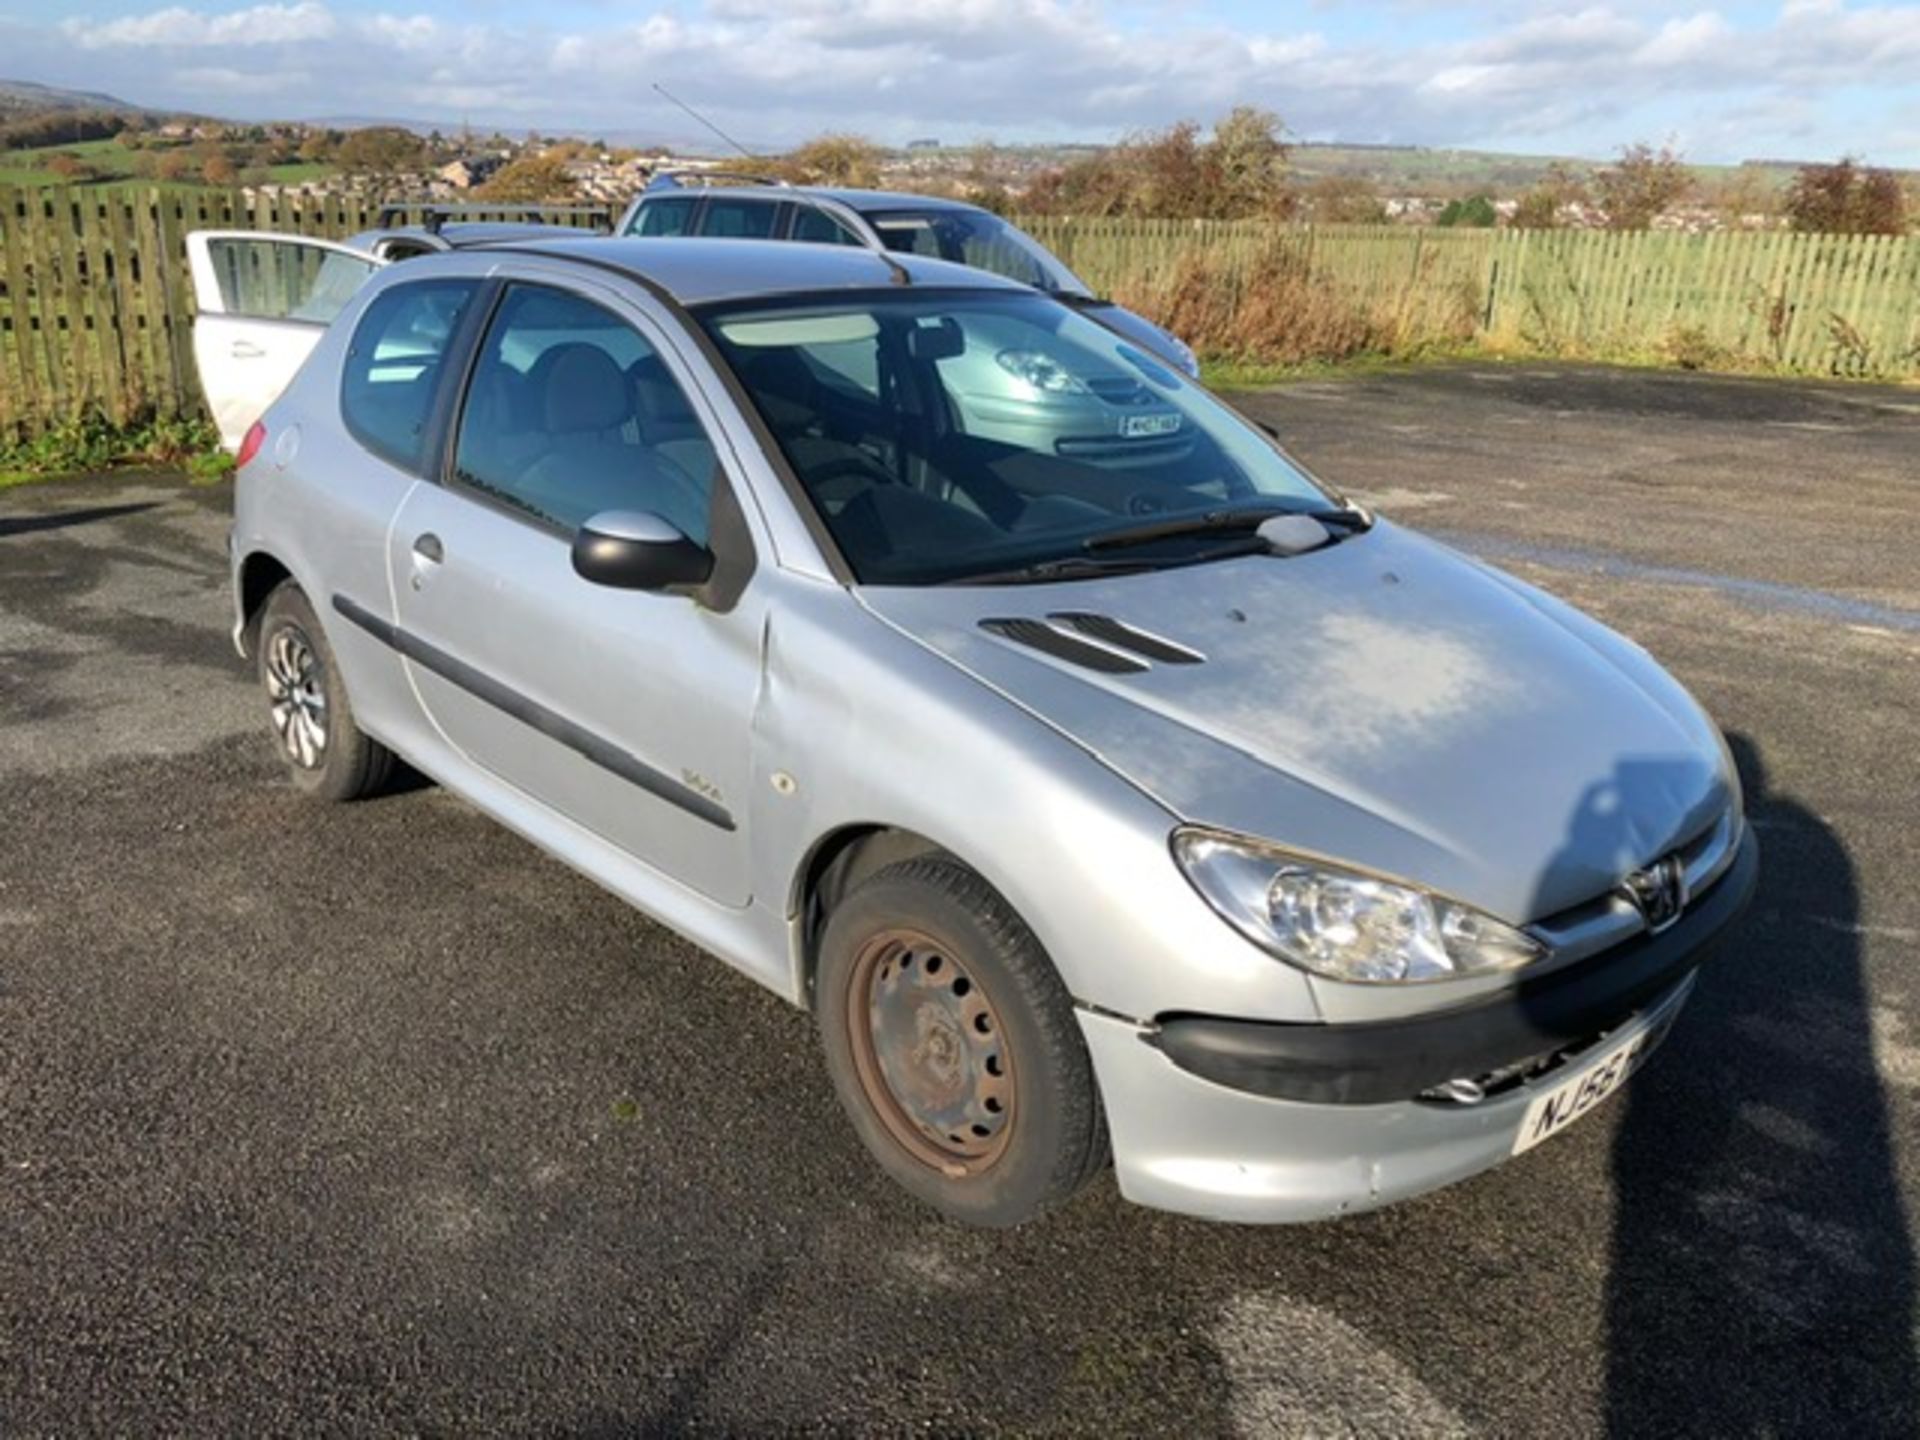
[996,349,1089,394]
[1171,828,1546,984]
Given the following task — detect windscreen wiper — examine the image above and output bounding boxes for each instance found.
[1084,503,1367,553]
[943,555,1168,586]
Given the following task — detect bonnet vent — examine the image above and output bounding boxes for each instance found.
[1047,612,1204,665]
[978,614,1205,673]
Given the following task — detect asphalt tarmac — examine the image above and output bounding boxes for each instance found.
[2,362,1915,1435]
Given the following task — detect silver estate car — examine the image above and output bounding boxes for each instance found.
[190,231,1757,1227]
[618,174,1198,375]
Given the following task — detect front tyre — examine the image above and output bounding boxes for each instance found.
[816,856,1109,1227]
[256,582,393,801]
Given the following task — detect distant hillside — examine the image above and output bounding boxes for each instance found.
[0,79,151,118]
[1287,143,1586,193]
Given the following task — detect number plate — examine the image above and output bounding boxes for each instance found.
[1120,412,1182,438]
[1511,1018,1669,1155]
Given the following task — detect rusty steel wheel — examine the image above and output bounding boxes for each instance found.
[816,855,1108,1227]
[847,928,1015,1177]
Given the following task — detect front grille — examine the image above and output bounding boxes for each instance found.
[1526,808,1743,967]
[1084,376,1154,405]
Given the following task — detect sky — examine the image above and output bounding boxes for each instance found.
[4,0,1918,165]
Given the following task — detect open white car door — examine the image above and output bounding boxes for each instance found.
[186,231,383,450]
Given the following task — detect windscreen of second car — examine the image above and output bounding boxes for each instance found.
[702,291,1333,586]
[866,210,1089,296]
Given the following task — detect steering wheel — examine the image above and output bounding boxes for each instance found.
[804,454,900,508]
[1122,486,1191,517]
[1124,470,1258,516]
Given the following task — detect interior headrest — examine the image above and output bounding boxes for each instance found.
[541,345,630,433]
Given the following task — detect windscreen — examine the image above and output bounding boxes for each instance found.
[865,210,1090,296]
[702,291,1332,586]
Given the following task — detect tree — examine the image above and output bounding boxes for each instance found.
[1207,105,1288,217]
[201,151,238,186]
[474,152,579,202]
[43,151,94,181]
[1784,158,1907,235]
[335,126,424,175]
[1511,161,1587,230]
[1022,108,1288,219]
[1437,194,1497,228]
[1303,174,1387,225]
[155,150,193,183]
[1596,142,1690,230]
[297,129,337,164]
[773,134,883,187]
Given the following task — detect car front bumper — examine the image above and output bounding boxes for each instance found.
[1079,829,1756,1223]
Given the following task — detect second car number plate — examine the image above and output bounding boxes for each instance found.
[1120,412,1182,438]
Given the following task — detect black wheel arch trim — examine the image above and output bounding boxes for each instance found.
[1148,827,1759,1106]
[330,592,735,831]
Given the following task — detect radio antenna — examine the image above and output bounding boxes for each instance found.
[652,83,757,161]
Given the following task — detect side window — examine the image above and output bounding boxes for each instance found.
[451,285,717,544]
[871,217,942,259]
[340,279,476,473]
[791,206,861,246]
[699,199,779,239]
[204,237,375,323]
[632,197,695,237]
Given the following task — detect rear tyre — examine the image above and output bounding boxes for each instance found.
[256,582,393,801]
[816,856,1109,1227]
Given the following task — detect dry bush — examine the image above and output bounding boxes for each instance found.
[1785,159,1907,235]
[1113,244,1477,367]
[1024,107,1289,220]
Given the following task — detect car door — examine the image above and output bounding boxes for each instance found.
[384,277,762,906]
[694,197,781,239]
[186,231,381,449]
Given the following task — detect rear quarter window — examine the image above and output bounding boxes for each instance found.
[631,198,695,236]
[339,279,477,473]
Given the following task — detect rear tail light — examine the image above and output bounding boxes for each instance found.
[235,420,267,471]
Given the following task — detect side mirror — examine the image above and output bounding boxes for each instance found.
[907,318,966,361]
[572,510,713,592]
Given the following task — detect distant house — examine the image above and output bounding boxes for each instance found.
[438,155,504,190]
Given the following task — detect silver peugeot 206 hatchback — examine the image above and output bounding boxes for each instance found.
[191,231,1756,1227]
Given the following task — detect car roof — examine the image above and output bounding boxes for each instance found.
[341,221,594,253]
[475,236,1030,306]
[649,185,980,216]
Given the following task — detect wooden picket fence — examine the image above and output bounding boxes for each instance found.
[0,185,606,435]
[1022,217,1920,379]
[3,186,1918,439]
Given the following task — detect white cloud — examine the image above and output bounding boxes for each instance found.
[23,1,1920,164]
[1634,13,1734,67]
[67,1,337,48]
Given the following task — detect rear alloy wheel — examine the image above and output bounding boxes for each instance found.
[256,582,394,801]
[817,856,1108,1226]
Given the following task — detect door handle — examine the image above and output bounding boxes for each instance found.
[230,339,265,359]
[408,532,444,590]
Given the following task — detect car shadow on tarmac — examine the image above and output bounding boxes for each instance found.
[1602,734,1918,1434]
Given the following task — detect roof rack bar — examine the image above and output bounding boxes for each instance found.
[644,167,788,193]
[374,202,615,235]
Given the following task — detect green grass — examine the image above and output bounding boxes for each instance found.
[0,138,341,189]
[0,410,228,485]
